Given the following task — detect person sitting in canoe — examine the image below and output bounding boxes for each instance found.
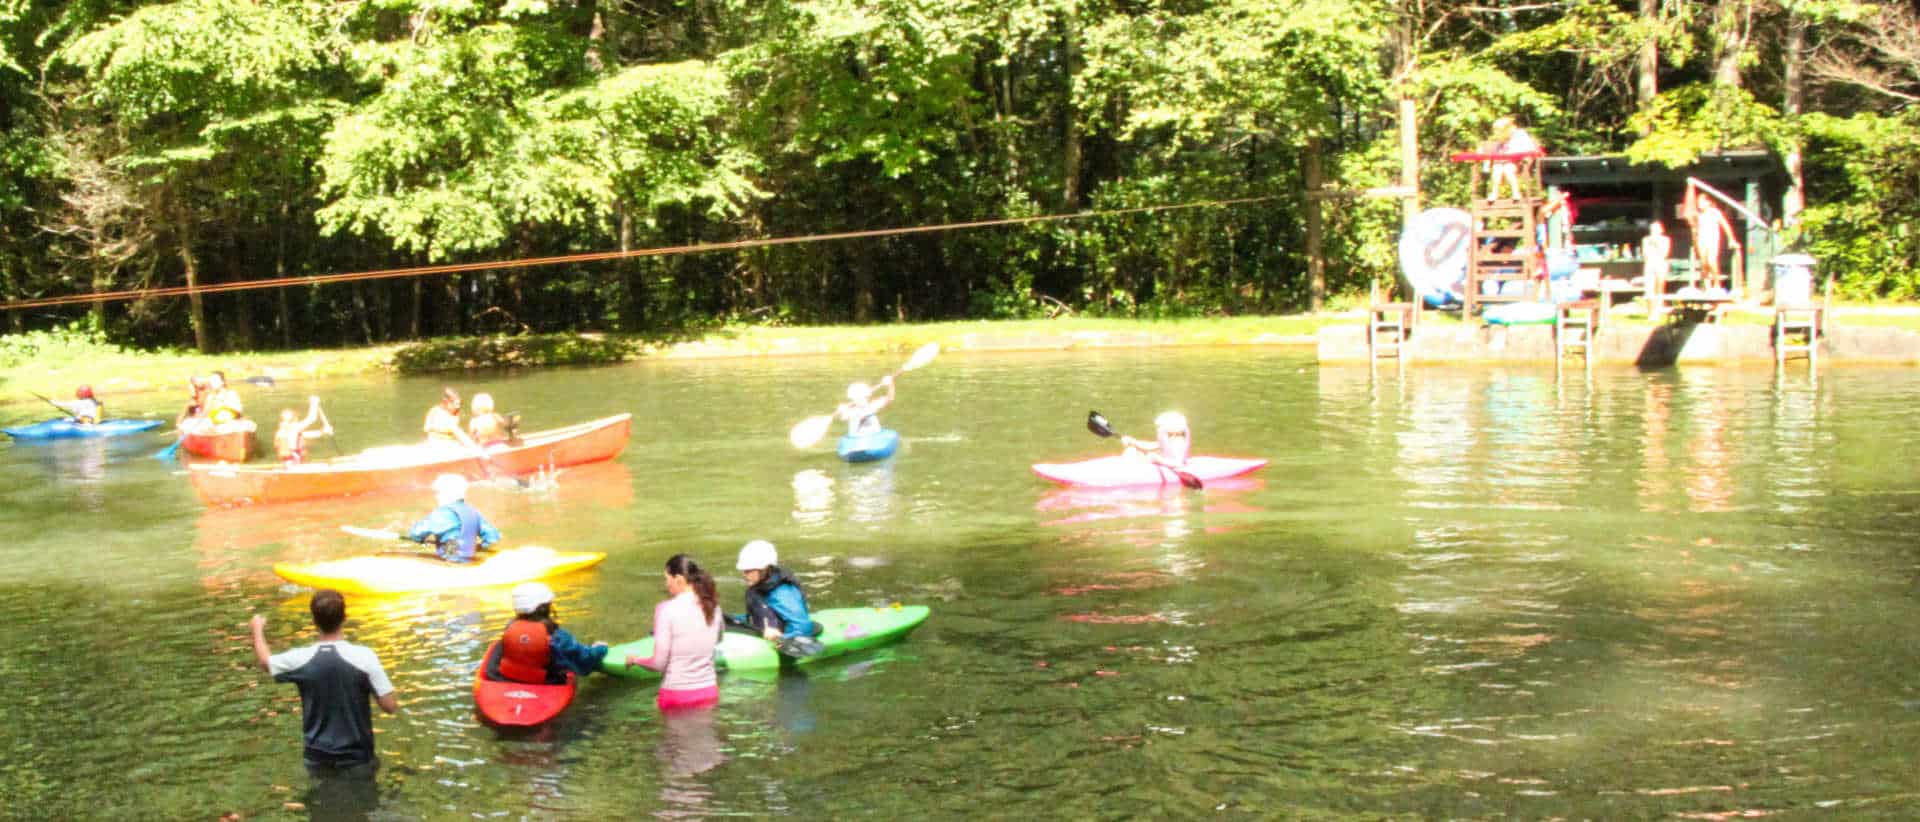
[731,540,823,654]
[205,371,245,424]
[423,387,482,451]
[51,385,102,424]
[467,393,515,448]
[1120,411,1192,469]
[623,554,725,711]
[836,376,895,437]
[487,582,610,685]
[405,474,500,563]
[275,396,333,466]
[177,377,210,426]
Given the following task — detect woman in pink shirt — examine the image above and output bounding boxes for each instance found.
[625,554,724,710]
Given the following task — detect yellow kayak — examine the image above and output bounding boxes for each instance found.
[272,546,606,596]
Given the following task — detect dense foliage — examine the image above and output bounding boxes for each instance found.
[0,0,1913,350]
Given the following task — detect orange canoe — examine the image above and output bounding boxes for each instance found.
[188,414,631,506]
[180,420,256,463]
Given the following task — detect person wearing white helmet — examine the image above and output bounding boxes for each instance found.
[405,473,501,563]
[1121,411,1193,469]
[730,540,821,649]
[487,582,609,685]
[835,375,896,437]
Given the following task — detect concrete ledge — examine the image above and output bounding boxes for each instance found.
[1318,322,1920,366]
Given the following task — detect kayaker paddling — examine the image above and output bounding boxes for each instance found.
[1121,411,1193,470]
[405,474,500,563]
[624,554,725,710]
[205,371,245,424]
[837,376,895,437]
[49,385,102,424]
[487,582,609,684]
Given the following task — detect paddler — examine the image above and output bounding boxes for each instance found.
[467,393,514,448]
[205,371,245,424]
[275,396,333,465]
[250,589,399,779]
[730,540,822,652]
[488,582,610,685]
[1120,411,1192,469]
[50,385,103,424]
[177,376,210,425]
[405,473,500,563]
[423,387,481,451]
[836,375,895,437]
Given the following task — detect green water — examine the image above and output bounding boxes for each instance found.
[3,350,1919,819]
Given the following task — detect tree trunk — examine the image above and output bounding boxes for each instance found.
[352,284,374,344]
[1304,137,1326,313]
[276,201,292,348]
[1781,7,1807,226]
[230,237,255,351]
[1061,20,1083,210]
[853,253,874,323]
[410,278,423,339]
[1711,0,1748,89]
[179,209,211,352]
[1637,0,1659,111]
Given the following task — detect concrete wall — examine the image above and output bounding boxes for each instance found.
[1317,321,1920,366]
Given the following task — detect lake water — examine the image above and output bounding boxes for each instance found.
[2,349,1918,818]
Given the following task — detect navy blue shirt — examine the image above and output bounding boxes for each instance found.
[270,641,395,767]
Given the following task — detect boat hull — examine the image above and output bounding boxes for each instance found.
[189,414,632,506]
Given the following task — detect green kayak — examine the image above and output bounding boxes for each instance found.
[602,605,930,679]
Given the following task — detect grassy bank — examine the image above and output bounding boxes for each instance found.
[0,315,1339,409]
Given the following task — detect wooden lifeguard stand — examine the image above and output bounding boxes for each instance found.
[1450,149,1546,318]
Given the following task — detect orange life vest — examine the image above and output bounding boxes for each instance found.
[498,619,553,684]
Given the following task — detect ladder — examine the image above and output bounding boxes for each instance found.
[1464,198,1539,319]
[1774,306,1822,368]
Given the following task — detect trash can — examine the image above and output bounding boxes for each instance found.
[1770,253,1816,308]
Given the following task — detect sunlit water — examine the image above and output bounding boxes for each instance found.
[3,350,1918,818]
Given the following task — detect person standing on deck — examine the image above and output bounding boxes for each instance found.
[405,473,500,563]
[1690,192,1741,290]
[250,590,399,778]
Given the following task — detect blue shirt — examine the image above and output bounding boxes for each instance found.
[548,627,609,677]
[406,501,500,561]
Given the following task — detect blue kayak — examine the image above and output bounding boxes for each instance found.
[3,418,164,440]
[837,429,900,463]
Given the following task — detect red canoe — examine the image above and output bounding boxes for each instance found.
[474,641,576,727]
[187,414,631,506]
[180,420,255,463]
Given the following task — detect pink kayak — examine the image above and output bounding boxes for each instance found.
[1031,456,1268,488]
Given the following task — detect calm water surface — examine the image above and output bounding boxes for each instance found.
[2,349,1919,819]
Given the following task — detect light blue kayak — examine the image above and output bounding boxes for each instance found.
[837,429,900,463]
[3,418,163,440]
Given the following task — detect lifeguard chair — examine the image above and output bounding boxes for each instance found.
[1449,147,1547,318]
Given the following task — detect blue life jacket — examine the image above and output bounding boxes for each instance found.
[442,500,481,562]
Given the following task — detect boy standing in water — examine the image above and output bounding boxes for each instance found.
[250,589,399,778]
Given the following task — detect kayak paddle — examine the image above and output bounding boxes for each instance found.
[30,392,79,422]
[153,437,183,461]
[789,342,941,448]
[1085,410,1203,490]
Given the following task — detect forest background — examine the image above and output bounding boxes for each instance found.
[0,0,1915,353]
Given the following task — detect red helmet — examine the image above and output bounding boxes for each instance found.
[76,385,94,399]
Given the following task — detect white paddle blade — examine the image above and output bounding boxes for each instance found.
[341,525,404,541]
[899,342,941,373]
[789,415,834,449]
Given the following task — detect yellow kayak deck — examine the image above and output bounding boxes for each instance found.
[272,546,606,595]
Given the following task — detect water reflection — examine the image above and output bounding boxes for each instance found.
[789,463,899,528]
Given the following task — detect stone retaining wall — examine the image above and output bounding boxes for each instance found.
[1317,322,1920,366]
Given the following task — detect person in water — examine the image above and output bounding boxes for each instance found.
[467,393,514,448]
[205,371,245,424]
[423,387,482,450]
[51,385,102,424]
[275,396,333,465]
[251,589,399,777]
[490,582,609,685]
[731,540,820,647]
[625,554,725,710]
[406,473,500,563]
[836,375,895,437]
[1121,411,1192,469]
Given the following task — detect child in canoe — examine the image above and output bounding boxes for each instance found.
[731,540,823,655]
[487,582,609,685]
[275,396,333,465]
[405,474,500,563]
[1120,411,1192,469]
[623,554,725,710]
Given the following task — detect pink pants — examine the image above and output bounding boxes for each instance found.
[657,685,718,711]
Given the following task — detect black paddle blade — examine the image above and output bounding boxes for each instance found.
[1175,470,1204,490]
[1087,411,1115,438]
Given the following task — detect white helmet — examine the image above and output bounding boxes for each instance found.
[846,382,872,402]
[736,539,778,571]
[1154,412,1189,433]
[511,582,554,615]
[431,473,468,505]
